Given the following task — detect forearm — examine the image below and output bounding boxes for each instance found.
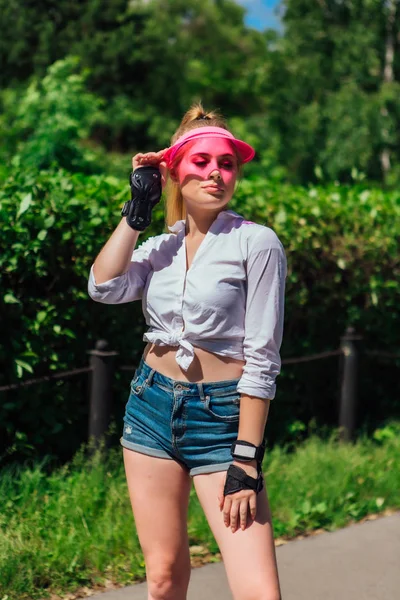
[237,393,271,446]
[231,394,271,477]
[93,217,141,284]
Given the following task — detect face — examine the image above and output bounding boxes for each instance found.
[172,138,238,212]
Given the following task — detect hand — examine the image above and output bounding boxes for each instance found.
[218,460,258,532]
[132,149,170,190]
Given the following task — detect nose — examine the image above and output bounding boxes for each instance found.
[209,169,222,181]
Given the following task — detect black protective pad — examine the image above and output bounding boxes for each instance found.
[121,166,162,231]
[223,464,264,496]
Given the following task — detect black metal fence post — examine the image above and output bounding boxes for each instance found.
[88,340,118,445]
[339,327,363,441]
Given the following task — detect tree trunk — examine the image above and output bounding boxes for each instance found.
[380,0,397,181]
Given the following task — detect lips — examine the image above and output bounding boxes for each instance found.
[202,184,224,193]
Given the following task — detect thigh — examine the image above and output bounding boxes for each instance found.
[123,448,192,568]
[194,471,281,600]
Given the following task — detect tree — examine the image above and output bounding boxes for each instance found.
[261,0,400,183]
[0,0,271,150]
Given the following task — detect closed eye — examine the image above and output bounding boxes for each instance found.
[192,160,235,169]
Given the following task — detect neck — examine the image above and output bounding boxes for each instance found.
[184,208,227,238]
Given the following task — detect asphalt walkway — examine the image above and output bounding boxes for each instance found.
[93,512,400,599]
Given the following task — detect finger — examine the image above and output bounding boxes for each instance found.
[239,499,249,531]
[132,152,163,169]
[142,153,159,159]
[132,153,144,168]
[249,493,257,521]
[230,499,240,532]
[137,156,158,164]
[159,161,169,190]
[141,151,165,161]
[223,497,232,528]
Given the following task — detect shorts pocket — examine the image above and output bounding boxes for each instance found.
[204,392,240,422]
[129,371,148,400]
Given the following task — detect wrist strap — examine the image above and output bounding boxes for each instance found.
[231,440,265,463]
[223,464,264,496]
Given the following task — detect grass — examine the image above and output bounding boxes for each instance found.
[1,423,399,600]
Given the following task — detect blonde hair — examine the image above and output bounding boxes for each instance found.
[164,102,239,231]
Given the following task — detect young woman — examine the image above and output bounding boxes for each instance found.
[88,103,287,600]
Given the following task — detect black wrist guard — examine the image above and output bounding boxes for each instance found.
[223,464,264,496]
[231,440,266,464]
[121,166,162,231]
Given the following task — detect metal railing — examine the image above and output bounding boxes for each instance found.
[1,327,399,445]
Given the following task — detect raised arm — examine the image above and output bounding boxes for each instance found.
[93,218,141,284]
[93,148,168,283]
[88,149,168,304]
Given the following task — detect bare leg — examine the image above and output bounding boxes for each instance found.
[194,471,281,600]
[123,449,192,600]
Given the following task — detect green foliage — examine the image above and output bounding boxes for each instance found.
[266,426,400,536]
[0,428,399,599]
[0,57,103,173]
[231,178,400,444]
[1,164,399,460]
[0,0,398,468]
[260,0,400,183]
[0,443,145,599]
[0,167,143,461]
[0,0,270,149]
[1,1,400,183]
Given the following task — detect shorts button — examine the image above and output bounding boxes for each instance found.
[176,384,183,390]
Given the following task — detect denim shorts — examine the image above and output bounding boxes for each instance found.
[120,357,242,476]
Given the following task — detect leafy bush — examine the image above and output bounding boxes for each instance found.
[0,167,145,461]
[0,57,103,173]
[1,166,399,461]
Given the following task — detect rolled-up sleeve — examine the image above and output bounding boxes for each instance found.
[237,228,287,400]
[88,236,154,304]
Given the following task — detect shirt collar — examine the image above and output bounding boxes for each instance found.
[167,209,241,233]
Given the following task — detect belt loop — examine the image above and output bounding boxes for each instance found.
[197,382,205,401]
[147,369,156,387]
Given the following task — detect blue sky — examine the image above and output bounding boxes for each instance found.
[237,0,282,31]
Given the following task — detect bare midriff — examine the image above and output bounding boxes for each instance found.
[143,342,245,383]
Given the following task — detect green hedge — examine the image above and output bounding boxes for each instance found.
[1,168,399,461]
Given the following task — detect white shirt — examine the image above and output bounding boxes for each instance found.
[88,209,287,400]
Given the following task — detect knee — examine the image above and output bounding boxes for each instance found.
[147,570,173,600]
[147,561,189,600]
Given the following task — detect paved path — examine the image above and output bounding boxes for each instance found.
[93,512,400,599]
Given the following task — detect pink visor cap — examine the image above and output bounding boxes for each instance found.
[163,126,255,167]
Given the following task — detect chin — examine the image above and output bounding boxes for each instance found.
[203,190,231,202]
